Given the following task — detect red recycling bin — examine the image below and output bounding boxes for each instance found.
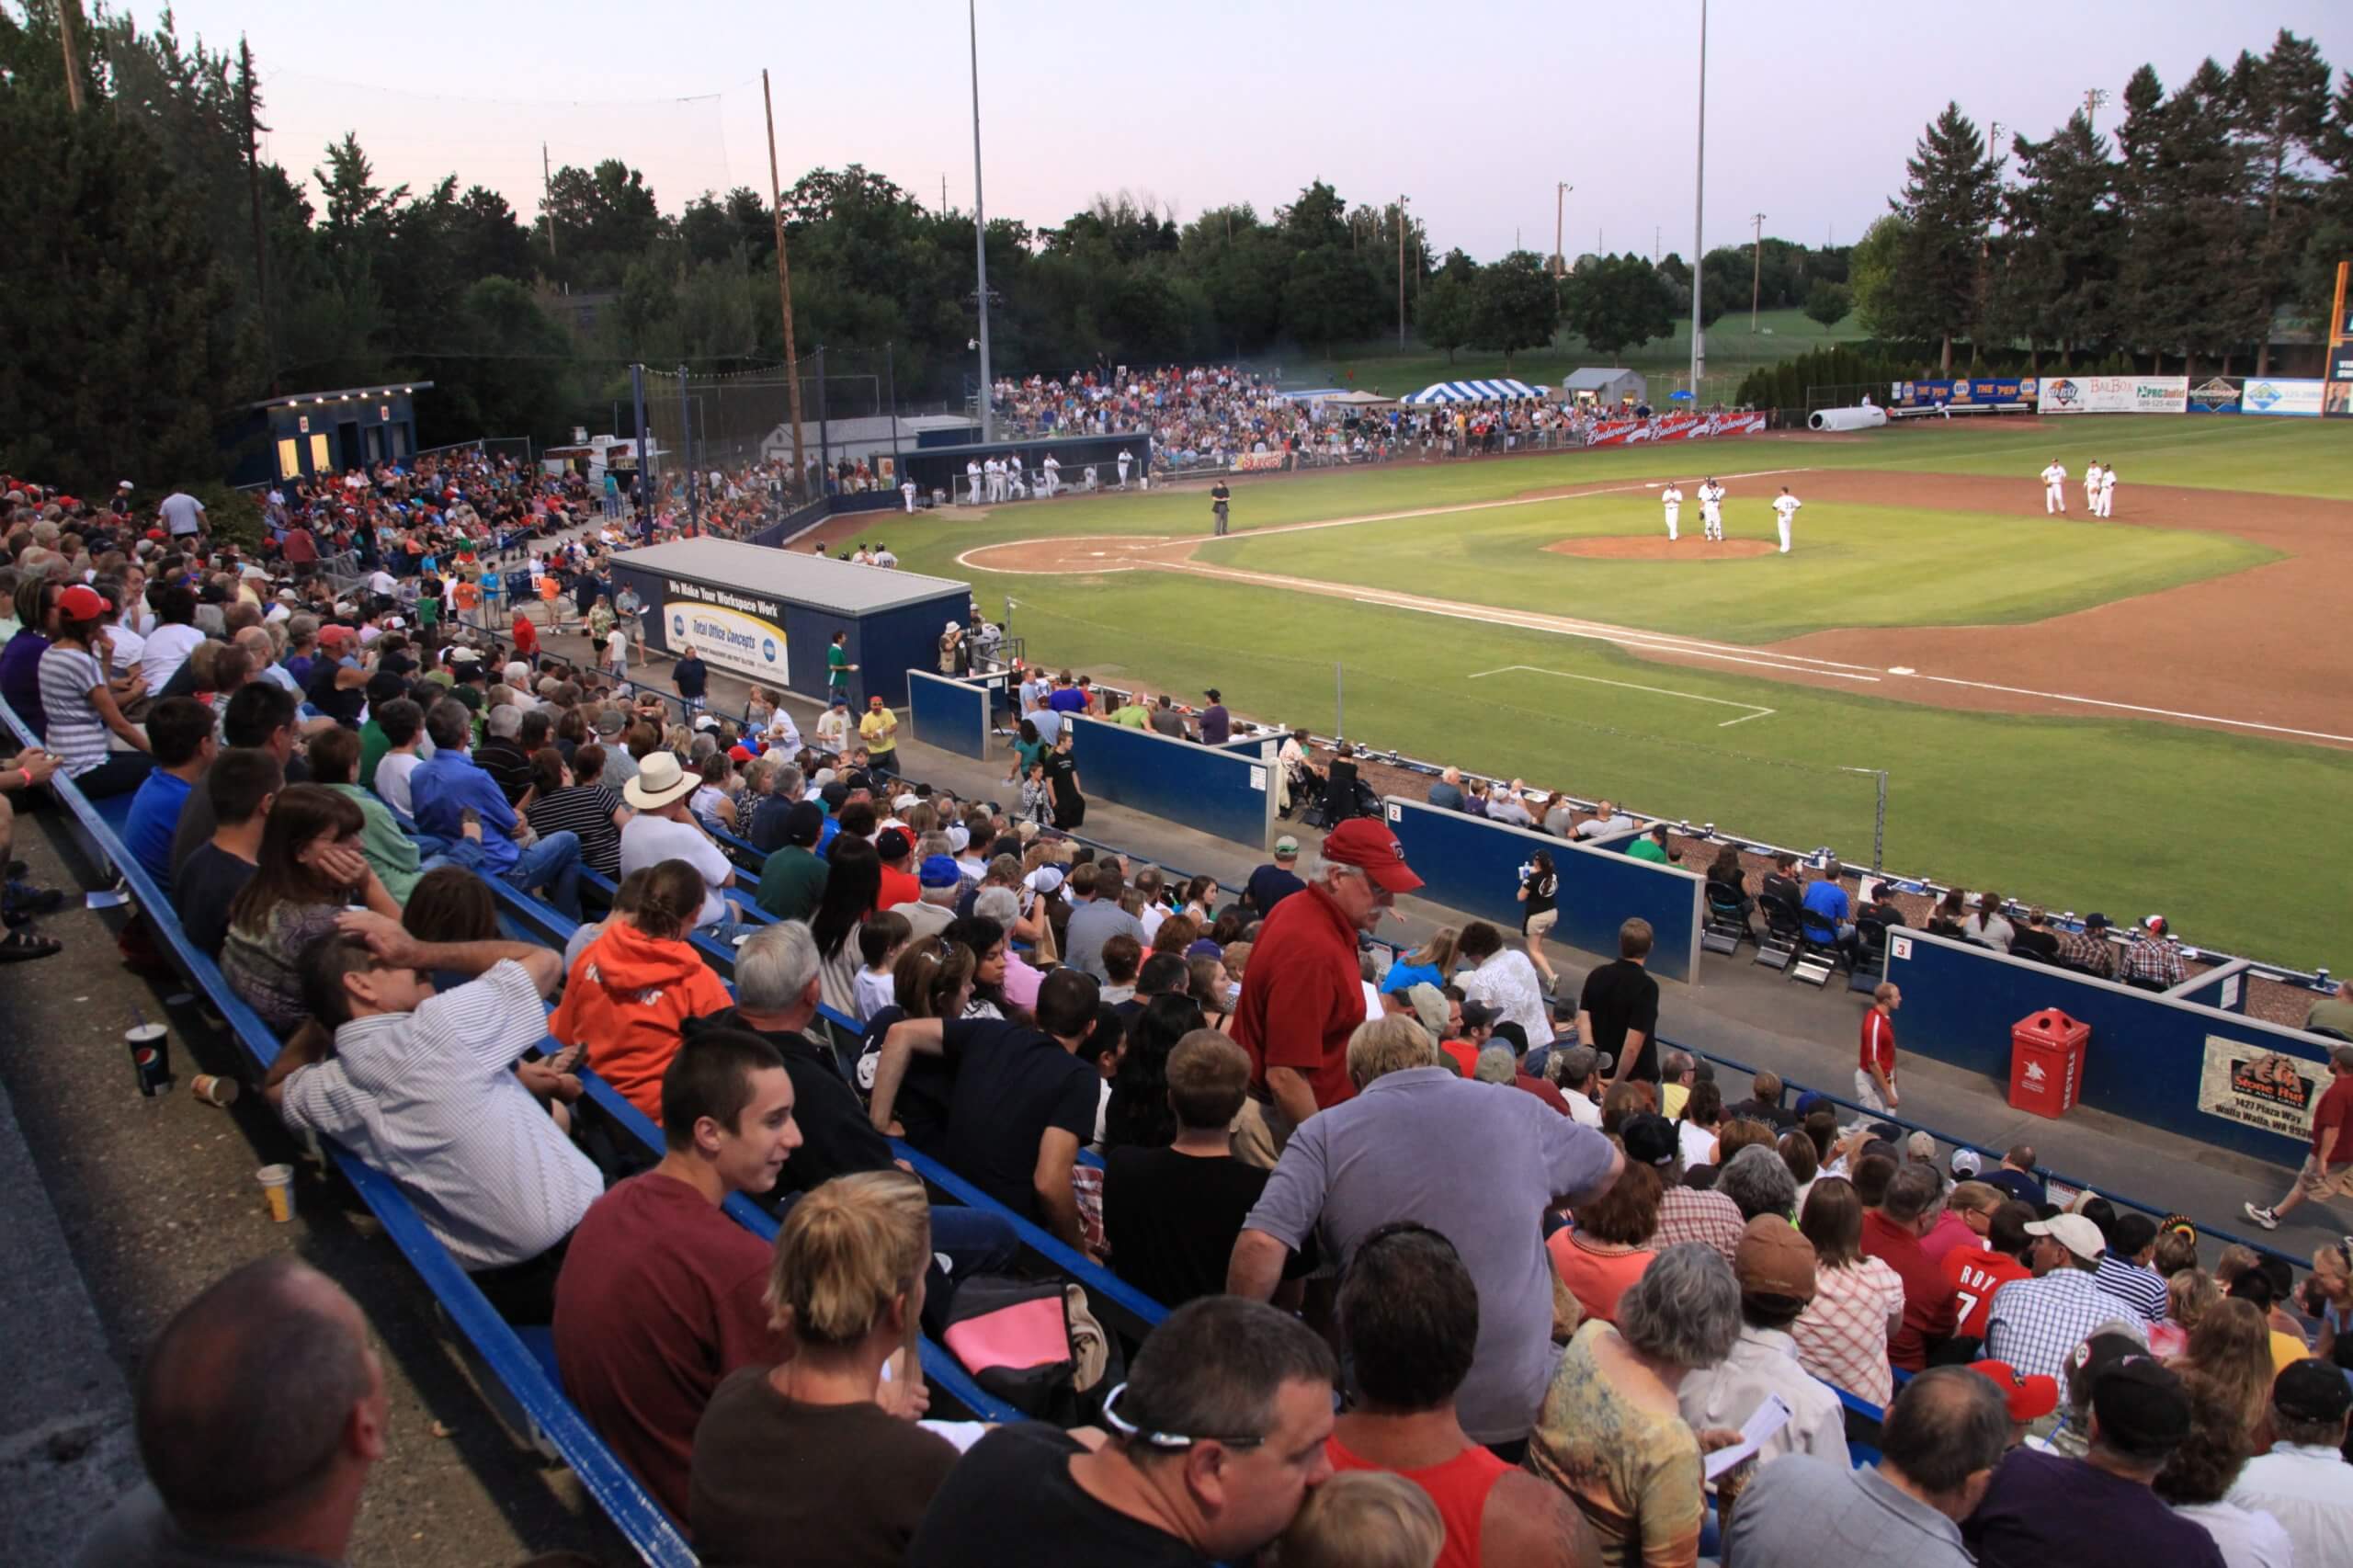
[2009,1009,2088,1119]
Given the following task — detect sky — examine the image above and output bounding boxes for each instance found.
[148,0,2348,263]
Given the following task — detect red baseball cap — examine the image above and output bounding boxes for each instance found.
[56,584,115,619]
[1969,1359,2060,1423]
[317,624,358,648]
[1319,817,1423,894]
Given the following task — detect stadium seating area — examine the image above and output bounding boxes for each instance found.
[6,468,2351,1566]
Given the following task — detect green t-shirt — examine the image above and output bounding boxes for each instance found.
[1627,838,1669,864]
[416,594,440,627]
[827,644,849,686]
[1112,703,1150,730]
[756,845,831,923]
[358,718,391,789]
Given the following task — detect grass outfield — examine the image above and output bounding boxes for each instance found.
[891,417,2352,965]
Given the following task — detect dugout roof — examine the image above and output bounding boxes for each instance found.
[612,538,967,616]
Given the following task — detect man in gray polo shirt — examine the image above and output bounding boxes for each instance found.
[1062,860,1145,983]
[1226,1015,1620,1450]
[1724,1367,2008,1568]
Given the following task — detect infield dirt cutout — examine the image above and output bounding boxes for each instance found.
[1545,535,1776,560]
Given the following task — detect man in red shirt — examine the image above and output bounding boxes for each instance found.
[1860,1160,1960,1369]
[1859,981,1901,1113]
[1232,817,1422,1165]
[1943,1200,2040,1342]
[2245,1041,2353,1230]
[511,608,539,662]
[554,1026,802,1521]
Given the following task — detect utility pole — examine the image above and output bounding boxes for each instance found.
[57,0,85,112]
[541,143,558,262]
[2082,86,2108,133]
[237,38,272,391]
[1396,195,1409,348]
[968,0,995,442]
[1690,0,1708,399]
[678,367,698,533]
[1750,212,1766,332]
[1553,182,1572,278]
[760,69,806,497]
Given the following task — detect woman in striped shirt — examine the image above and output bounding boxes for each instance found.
[520,744,628,878]
[36,584,153,797]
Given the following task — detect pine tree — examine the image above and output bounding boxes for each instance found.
[1889,103,1999,374]
[1993,114,2122,369]
[2228,30,2332,371]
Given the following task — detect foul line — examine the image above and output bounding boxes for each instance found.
[1334,592,1884,681]
[1471,665,1777,727]
[1909,674,2353,744]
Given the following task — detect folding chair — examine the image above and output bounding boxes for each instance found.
[1701,886,1753,957]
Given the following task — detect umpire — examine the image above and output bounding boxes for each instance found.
[1211,478,1232,536]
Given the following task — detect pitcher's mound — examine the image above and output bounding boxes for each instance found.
[1545,535,1778,561]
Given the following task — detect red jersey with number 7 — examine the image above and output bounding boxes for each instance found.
[1942,1248,2032,1340]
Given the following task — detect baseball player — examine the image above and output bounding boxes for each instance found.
[2083,459,2104,515]
[2097,462,2117,518]
[1040,452,1061,497]
[1660,483,1684,542]
[967,459,983,505]
[1771,486,1802,554]
[2040,458,2067,515]
[1699,477,1726,541]
[1117,448,1134,489]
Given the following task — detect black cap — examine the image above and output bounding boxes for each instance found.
[2272,1358,2353,1425]
[365,671,406,704]
[2089,1358,2191,1456]
[1458,999,1499,1030]
[1204,688,1222,701]
[1622,1112,1678,1167]
[782,800,824,848]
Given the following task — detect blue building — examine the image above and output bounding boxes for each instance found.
[225,382,432,488]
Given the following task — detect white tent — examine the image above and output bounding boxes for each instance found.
[1320,389,1399,407]
[1402,378,1540,403]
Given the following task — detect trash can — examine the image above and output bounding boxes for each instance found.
[2009,1008,2088,1119]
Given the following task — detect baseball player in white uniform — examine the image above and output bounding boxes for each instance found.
[2083,460,2103,515]
[2040,458,2068,514]
[902,478,917,514]
[1117,448,1134,489]
[967,459,983,505]
[1771,486,1802,553]
[1660,483,1684,542]
[1040,453,1061,497]
[1699,478,1726,541]
[2097,463,2117,518]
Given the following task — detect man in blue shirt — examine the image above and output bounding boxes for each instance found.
[121,698,216,894]
[1800,859,1861,960]
[1244,835,1307,917]
[410,698,583,918]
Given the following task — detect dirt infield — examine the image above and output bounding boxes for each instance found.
[1545,535,1777,561]
[951,462,2353,746]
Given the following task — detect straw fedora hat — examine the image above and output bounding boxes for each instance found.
[624,751,698,811]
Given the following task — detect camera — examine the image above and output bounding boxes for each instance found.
[1517,861,1536,882]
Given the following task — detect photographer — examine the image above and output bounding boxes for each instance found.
[1517,848,1562,994]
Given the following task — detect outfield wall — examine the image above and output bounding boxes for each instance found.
[907,670,990,760]
[1066,715,1276,850]
[1381,798,1704,984]
[1881,929,2325,1164]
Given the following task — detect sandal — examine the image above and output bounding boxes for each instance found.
[0,928,62,962]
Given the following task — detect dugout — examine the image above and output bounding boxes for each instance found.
[606,538,970,709]
[900,432,1154,501]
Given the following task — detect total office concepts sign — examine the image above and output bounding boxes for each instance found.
[663,578,788,683]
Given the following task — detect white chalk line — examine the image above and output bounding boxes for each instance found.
[1910,675,2353,745]
[1471,664,1777,728]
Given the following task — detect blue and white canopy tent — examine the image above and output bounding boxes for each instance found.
[1401,378,1541,403]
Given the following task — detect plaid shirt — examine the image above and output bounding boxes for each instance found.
[1655,1184,1745,1266]
[1984,1268,2147,1382]
[2117,932,2187,988]
[2054,927,2113,975]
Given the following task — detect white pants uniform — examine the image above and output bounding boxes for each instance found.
[2085,479,2100,513]
[1701,504,1722,541]
[1777,516,1792,553]
[2045,482,2064,515]
[1663,504,1680,541]
[969,470,983,505]
[2097,479,2115,517]
[1117,458,1132,489]
[1041,465,1059,497]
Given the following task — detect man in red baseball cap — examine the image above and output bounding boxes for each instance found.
[1230,818,1422,1163]
[1967,1358,2059,1447]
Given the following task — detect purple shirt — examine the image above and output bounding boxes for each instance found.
[1963,1448,2227,1568]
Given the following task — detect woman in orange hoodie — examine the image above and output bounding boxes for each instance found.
[551,858,733,1121]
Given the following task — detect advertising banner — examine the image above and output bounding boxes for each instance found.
[2242,378,2324,417]
[2037,375,2188,415]
[1586,412,1768,448]
[662,577,789,685]
[1231,451,1288,472]
[2188,377,2243,414]
[2196,1035,2322,1145]
[1889,377,2032,410]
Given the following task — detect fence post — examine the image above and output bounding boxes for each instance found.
[629,364,650,523]
[1873,769,1887,876]
[1336,663,1345,743]
[677,365,698,534]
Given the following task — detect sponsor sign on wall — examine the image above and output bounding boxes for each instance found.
[2242,378,2325,417]
[1586,412,1768,448]
[2188,377,2243,414]
[2038,375,2188,415]
[1231,451,1288,472]
[2196,1036,2321,1144]
[1889,377,2032,409]
[662,577,789,683]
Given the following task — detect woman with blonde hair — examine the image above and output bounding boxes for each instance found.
[1383,926,1459,994]
[1263,1470,1443,1568]
[688,1171,955,1567]
[2169,1297,2277,1443]
[2150,1267,2222,1358]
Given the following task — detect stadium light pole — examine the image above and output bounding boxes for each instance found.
[969,0,995,444]
[1397,194,1410,349]
[1689,0,1708,400]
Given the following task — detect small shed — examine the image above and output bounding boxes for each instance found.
[1556,368,1647,408]
[224,382,433,488]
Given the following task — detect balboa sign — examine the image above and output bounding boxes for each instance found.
[2038,375,2188,415]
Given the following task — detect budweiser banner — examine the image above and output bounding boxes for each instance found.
[1586,412,1768,448]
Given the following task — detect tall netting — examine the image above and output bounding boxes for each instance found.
[644,348,914,499]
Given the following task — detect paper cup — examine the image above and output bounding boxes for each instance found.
[190,1074,240,1108]
[256,1164,294,1223]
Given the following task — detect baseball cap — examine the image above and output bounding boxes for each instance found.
[1273,834,1300,858]
[2089,1358,2192,1455]
[892,791,921,813]
[1734,1215,1818,1301]
[2024,1213,2107,1263]
[1793,1091,1832,1118]
[448,647,483,666]
[2272,1358,2353,1425]
[55,584,114,619]
[2083,913,2110,931]
[364,671,406,704]
[1555,1043,1613,1080]
[782,800,824,847]
[693,713,721,732]
[876,826,913,862]
[1457,999,1500,1031]
[317,624,358,649]
[1968,1359,2061,1424]
[727,744,755,763]
[1949,1148,1984,1178]
[1320,818,1424,894]
[1399,982,1449,1039]
[1204,687,1222,701]
[1621,1112,1678,1168]
[919,854,961,889]
[593,709,625,735]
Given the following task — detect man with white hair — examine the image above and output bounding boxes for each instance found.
[1231,1012,1621,1452]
